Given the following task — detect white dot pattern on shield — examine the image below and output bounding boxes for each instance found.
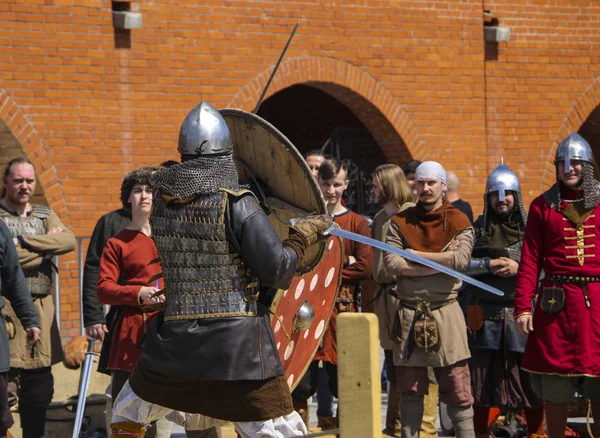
[287,374,295,388]
[325,267,335,288]
[294,279,305,300]
[304,330,310,339]
[283,289,288,297]
[274,318,281,333]
[328,239,334,250]
[277,342,281,350]
[310,274,319,291]
[314,320,325,339]
[284,340,295,360]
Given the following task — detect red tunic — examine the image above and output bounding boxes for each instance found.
[514,194,600,377]
[314,210,373,364]
[97,229,163,372]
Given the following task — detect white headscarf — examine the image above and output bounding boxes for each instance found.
[415,161,446,185]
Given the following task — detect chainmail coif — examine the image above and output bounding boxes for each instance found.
[152,155,240,198]
[543,162,600,210]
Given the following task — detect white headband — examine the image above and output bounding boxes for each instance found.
[415,161,446,185]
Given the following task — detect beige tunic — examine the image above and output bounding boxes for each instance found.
[384,221,473,368]
[2,210,75,369]
[371,204,414,350]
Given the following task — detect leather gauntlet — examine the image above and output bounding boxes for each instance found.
[283,215,333,262]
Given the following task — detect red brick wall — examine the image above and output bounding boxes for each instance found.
[2,0,600,337]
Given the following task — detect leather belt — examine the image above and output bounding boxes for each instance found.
[548,275,598,308]
[401,299,456,312]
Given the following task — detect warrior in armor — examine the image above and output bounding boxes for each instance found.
[383,161,475,438]
[514,133,600,437]
[0,157,76,438]
[465,163,545,438]
[109,101,333,438]
[370,164,439,438]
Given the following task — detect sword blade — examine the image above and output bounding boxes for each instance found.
[324,227,504,297]
[72,339,97,438]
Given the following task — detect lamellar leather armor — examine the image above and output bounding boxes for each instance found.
[151,191,260,320]
[0,205,53,297]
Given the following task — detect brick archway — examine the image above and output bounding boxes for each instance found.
[544,77,600,189]
[0,88,69,222]
[227,56,425,163]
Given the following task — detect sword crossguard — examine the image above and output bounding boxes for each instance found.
[323,223,340,236]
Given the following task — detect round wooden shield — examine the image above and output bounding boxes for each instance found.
[269,235,344,391]
[220,108,327,273]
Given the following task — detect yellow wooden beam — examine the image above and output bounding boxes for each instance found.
[337,312,382,438]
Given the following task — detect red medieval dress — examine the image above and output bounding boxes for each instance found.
[97,229,163,373]
[514,190,600,377]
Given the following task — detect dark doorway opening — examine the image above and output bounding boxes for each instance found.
[258,84,402,216]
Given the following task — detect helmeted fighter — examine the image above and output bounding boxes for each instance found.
[109,101,333,438]
[515,133,600,438]
[465,162,545,438]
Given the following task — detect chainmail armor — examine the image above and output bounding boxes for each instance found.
[152,155,240,198]
[151,192,260,320]
[480,191,528,237]
[478,191,527,263]
[543,162,600,211]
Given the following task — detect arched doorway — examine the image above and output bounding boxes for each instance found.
[578,105,600,171]
[257,83,410,216]
[0,118,47,205]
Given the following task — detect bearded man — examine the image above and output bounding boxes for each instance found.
[514,133,600,437]
[0,157,76,438]
[383,161,475,438]
[109,101,333,438]
[465,163,544,438]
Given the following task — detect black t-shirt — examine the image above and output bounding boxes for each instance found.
[451,199,474,224]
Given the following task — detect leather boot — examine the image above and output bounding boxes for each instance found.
[421,382,439,438]
[110,422,146,438]
[473,405,491,436]
[543,403,568,438]
[524,405,547,438]
[400,394,425,438]
[447,405,475,438]
[293,398,309,429]
[384,380,401,436]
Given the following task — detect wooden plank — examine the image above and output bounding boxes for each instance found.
[337,313,382,438]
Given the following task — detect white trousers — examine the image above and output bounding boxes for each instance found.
[112,381,308,437]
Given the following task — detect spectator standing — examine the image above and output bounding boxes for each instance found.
[0,157,76,438]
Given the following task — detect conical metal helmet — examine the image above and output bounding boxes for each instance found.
[177,101,233,157]
[485,162,520,202]
[555,133,593,170]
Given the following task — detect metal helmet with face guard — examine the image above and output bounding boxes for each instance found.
[485,163,520,203]
[554,133,593,170]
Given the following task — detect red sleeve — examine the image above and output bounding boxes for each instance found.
[97,238,142,306]
[342,216,373,284]
[514,196,546,317]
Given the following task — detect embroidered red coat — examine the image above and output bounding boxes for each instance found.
[314,210,373,365]
[514,193,600,377]
[97,229,163,372]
